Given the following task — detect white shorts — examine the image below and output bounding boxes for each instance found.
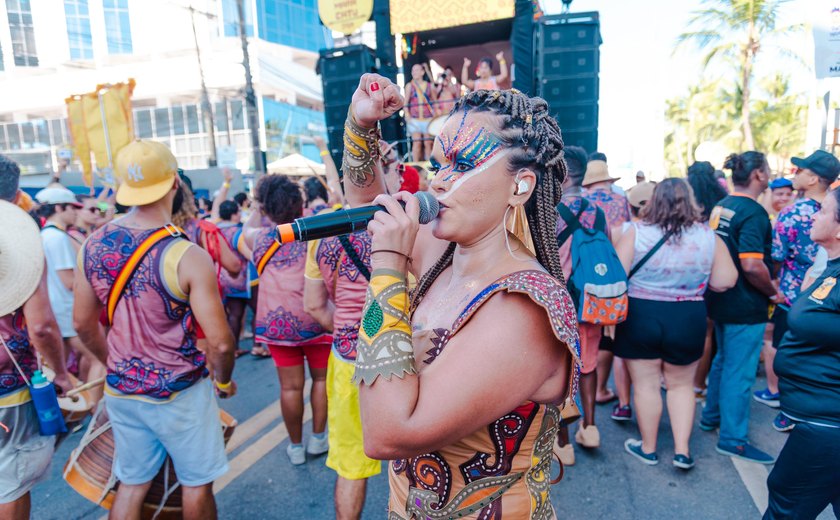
[407,119,430,135]
[0,400,54,503]
[105,378,228,487]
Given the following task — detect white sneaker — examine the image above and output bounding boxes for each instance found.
[286,444,306,465]
[306,434,329,456]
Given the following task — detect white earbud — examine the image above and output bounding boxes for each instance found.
[516,179,530,195]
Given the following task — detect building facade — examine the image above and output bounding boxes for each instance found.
[0,0,332,178]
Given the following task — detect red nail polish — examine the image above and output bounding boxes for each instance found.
[370,82,380,92]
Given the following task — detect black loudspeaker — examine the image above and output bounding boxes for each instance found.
[318,44,406,176]
[534,12,601,154]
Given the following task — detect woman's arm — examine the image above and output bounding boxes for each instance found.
[211,168,233,221]
[313,136,345,207]
[708,235,738,292]
[242,205,262,250]
[495,52,508,83]
[461,58,474,90]
[359,292,571,459]
[303,278,334,331]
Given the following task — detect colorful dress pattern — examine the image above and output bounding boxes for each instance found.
[389,270,580,519]
[583,187,631,229]
[83,223,206,399]
[772,198,821,305]
[408,80,435,119]
[218,222,249,299]
[0,310,37,397]
[252,227,330,347]
[313,231,372,361]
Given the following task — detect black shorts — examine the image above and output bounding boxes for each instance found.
[771,307,789,348]
[613,297,707,365]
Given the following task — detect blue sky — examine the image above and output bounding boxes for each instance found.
[541,0,811,183]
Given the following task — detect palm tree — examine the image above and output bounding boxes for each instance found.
[677,0,803,150]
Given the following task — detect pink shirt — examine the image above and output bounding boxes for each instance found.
[0,309,37,399]
[83,222,205,400]
[252,227,330,347]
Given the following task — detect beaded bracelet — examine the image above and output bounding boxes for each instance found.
[342,107,382,188]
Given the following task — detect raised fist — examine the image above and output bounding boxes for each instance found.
[463,57,472,67]
[351,74,404,129]
[495,51,505,62]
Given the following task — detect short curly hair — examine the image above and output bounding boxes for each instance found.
[256,175,303,225]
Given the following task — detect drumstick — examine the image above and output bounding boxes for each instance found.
[65,377,106,401]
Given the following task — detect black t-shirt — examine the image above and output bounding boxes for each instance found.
[774,257,840,427]
[705,194,773,324]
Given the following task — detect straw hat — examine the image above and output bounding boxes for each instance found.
[0,201,45,316]
[582,160,618,187]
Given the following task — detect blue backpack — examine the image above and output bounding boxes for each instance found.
[558,199,628,325]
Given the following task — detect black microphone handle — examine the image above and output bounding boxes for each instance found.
[293,205,387,242]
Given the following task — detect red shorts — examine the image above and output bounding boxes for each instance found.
[268,343,331,369]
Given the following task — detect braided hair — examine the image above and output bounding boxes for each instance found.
[411,89,568,312]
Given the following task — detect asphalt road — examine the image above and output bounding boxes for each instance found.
[31,340,835,520]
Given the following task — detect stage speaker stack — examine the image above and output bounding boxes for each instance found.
[534,12,601,154]
[318,44,405,174]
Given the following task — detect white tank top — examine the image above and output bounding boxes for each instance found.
[629,222,716,302]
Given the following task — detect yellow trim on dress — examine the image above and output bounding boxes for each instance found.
[0,387,32,408]
[161,240,193,301]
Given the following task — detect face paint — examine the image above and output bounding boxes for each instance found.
[433,108,506,189]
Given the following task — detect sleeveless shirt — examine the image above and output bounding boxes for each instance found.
[0,309,37,404]
[83,222,205,400]
[252,227,331,347]
[388,271,580,519]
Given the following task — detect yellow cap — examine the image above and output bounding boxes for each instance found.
[115,140,178,206]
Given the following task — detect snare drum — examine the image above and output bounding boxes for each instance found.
[58,375,95,429]
[426,115,448,137]
[64,403,237,519]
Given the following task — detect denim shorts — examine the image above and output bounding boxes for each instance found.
[105,378,228,487]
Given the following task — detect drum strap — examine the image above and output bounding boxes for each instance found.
[256,240,281,276]
[106,224,183,326]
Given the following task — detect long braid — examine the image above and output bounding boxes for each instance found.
[410,89,569,312]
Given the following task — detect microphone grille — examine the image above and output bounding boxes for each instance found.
[415,192,440,225]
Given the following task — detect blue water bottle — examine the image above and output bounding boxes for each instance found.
[30,370,67,436]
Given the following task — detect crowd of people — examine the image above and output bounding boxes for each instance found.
[0,73,838,520]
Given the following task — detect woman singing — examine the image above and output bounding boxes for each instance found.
[340,74,579,518]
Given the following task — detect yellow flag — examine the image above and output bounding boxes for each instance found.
[64,96,93,186]
[66,79,135,187]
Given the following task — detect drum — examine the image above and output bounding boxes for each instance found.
[426,115,448,136]
[58,375,96,430]
[64,402,237,519]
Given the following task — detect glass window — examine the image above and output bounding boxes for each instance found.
[103,0,132,54]
[50,119,64,144]
[214,101,227,132]
[20,122,34,149]
[7,124,21,150]
[135,110,152,138]
[34,120,49,147]
[6,0,39,66]
[0,125,7,150]
[171,106,185,135]
[185,105,200,134]
[154,108,170,137]
[222,0,253,37]
[65,0,93,60]
[230,99,245,130]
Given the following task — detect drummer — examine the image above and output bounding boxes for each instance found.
[73,140,237,519]
[0,155,72,520]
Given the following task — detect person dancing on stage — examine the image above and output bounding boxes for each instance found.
[342,74,579,518]
[462,52,508,92]
[404,64,437,161]
[74,140,237,520]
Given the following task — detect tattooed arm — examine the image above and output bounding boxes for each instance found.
[342,74,404,208]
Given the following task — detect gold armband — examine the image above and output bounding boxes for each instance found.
[342,108,382,188]
[353,269,416,385]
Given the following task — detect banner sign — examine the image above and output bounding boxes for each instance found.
[318,0,373,35]
[390,0,514,34]
[813,4,840,78]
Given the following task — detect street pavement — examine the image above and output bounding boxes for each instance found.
[32,340,834,519]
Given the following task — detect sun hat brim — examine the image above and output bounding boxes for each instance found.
[0,201,45,316]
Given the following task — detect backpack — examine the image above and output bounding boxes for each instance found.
[557,199,628,325]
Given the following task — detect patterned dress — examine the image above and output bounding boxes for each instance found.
[772,198,821,305]
[388,271,580,519]
[83,222,205,400]
[252,227,330,347]
[583,187,631,230]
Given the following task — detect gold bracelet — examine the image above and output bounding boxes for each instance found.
[222,182,231,189]
[319,150,330,157]
[342,107,382,188]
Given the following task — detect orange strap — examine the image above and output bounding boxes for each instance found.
[256,240,281,276]
[739,252,765,260]
[106,225,183,325]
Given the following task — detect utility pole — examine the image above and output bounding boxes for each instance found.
[189,6,217,166]
[236,0,264,175]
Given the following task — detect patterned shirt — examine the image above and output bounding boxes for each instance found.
[0,309,37,403]
[772,198,821,305]
[584,187,631,229]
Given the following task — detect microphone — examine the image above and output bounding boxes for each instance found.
[276,191,440,244]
